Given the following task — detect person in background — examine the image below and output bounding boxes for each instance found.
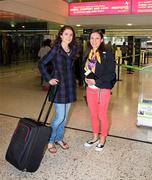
[38,39,52,90]
[83,29,116,152]
[112,43,117,57]
[120,41,128,64]
[74,46,84,86]
[126,44,133,74]
[38,26,77,154]
[38,39,52,59]
[106,41,113,52]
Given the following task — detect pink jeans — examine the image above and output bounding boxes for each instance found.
[86,87,111,137]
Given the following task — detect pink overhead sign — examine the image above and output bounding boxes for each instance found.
[132,0,152,14]
[69,0,131,16]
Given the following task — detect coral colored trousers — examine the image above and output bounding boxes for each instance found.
[86,87,111,137]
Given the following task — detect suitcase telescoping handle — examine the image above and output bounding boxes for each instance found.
[37,84,58,125]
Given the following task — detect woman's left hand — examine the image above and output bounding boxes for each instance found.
[85,78,95,86]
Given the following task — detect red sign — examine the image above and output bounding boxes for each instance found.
[69,0,131,16]
[132,0,152,14]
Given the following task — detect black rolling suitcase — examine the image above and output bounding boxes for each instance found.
[5,85,58,172]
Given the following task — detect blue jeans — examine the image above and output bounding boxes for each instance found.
[49,103,71,144]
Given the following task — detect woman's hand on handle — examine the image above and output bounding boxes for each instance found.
[49,79,59,85]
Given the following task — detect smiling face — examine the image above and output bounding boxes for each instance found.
[90,32,103,51]
[60,28,73,46]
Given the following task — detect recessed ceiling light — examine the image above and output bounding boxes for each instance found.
[11,24,15,28]
[127,23,132,26]
[76,24,81,27]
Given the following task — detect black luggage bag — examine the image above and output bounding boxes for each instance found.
[5,86,58,172]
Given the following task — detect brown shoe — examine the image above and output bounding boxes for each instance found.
[48,144,57,154]
[55,141,69,150]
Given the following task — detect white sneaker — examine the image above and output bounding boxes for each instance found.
[84,139,99,147]
[95,142,106,152]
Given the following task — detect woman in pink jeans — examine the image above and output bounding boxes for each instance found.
[83,29,116,151]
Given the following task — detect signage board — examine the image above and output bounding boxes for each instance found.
[69,0,131,16]
[137,99,152,127]
[132,0,152,14]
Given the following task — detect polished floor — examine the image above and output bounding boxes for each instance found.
[0,62,152,180]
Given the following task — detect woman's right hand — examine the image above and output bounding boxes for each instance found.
[85,78,95,86]
[49,79,59,85]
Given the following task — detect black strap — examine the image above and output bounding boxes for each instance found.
[43,85,58,125]
[37,88,50,122]
[37,84,58,125]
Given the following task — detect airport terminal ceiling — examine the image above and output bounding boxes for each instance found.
[63,0,107,2]
[1,0,152,33]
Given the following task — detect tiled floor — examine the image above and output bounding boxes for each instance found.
[0,63,152,180]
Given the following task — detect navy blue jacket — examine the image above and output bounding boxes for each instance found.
[84,49,116,89]
[38,43,77,103]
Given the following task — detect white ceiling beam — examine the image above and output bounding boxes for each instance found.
[0,0,67,24]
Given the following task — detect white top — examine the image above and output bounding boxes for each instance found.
[88,85,99,89]
[38,46,51,59]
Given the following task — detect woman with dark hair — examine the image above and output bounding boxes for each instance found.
[38,25,77,153]
[83,29,116,152]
